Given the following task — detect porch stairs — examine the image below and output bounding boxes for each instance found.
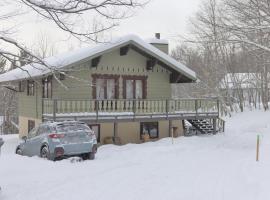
[184,118,225,135]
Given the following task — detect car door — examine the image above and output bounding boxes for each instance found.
[31,125,50,156]
[23,127,38,156]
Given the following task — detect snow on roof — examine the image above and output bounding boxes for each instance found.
[146,38,169,45]
[220,73,262,89]
[0,35,196,83]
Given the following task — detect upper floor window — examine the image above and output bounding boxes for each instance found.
[123,76,147,99]
[42,76,52,98]
[18,81,25,92]
[27,80,35,96]
[92,74,119,99]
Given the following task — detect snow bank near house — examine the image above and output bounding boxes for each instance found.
[1,110,270,200]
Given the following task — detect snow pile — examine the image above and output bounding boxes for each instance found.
[1,110,270,200]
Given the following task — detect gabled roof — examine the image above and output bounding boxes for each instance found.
[0,35,196,83]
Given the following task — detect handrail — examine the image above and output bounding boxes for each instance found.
[42,97,219,101]
[42,98,220,121]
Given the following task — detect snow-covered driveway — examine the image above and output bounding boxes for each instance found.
[1,110,270,200]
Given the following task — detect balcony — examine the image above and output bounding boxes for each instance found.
[42,98,220,123]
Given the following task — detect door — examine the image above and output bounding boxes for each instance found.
[31,125,51,155]
[89,124,100,143]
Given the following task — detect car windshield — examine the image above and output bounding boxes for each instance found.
[56,123,90,133]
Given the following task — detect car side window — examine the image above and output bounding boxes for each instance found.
[43,126,51,135]
[37,125,50,136]
[28,127,38,139]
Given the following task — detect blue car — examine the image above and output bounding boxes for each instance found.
[16,121,97,161]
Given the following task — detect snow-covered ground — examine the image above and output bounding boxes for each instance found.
[1,110,270,200]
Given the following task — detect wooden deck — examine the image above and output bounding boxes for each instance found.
[42,98,220,123]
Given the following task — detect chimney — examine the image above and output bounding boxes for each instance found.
[149,33,168,54]
[155,33,161,39]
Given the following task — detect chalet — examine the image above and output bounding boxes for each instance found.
[0,34,224,144]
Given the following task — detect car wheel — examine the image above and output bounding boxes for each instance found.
[89,152,95,160]
[16,148,22,155]
[81,154,89,160]
[40,146,50,159]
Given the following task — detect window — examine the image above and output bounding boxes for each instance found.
[96,79,106,99]
[123,76,147,99]
[18,81,25,92]
[56,123,90,133]
[28,127,38,139]
[42,76,52,98]
[37,125,51,135]
[140,122,159,139]
[27,80,35,96]
[59,73,66,80]
[92,75,119,99]
[28,120,35,133]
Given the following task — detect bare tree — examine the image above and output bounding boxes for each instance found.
[173,0,270,113]
[0,56,18,134]
[32,32,57,59]
[0,0,147,74]
[220,0,270,110]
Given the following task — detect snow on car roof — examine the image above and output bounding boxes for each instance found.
[0,35,196,83]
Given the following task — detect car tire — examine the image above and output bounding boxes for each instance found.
[16,148,22,155]
[40,146,50,160]
[89,152,95,160]
[81,152,95,160]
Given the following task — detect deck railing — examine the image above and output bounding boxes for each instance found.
[42,98,220,120]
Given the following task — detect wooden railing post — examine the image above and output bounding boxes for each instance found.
[133,99,136,116]
[95,100,99,121]
[217,99,220,117]
[166,99,169,118]
[213,118,217,134]
[53,99,57,121]
[195,99,198,116]
[41,99,44,122]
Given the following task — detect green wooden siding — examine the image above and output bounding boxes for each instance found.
[18,80,43,119]
[150,43,169,54]
[18,48,172,119]
[52,49,172,100]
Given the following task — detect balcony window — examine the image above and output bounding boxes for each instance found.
[96,79,106,99]
[92,74,119,99]
[135,80,143,99]
[126,80,133,99]
[27,80,35,96]
[123,76,147,99]
[96,78,115,99]
[107,79,116,99]
[42,76,52,98]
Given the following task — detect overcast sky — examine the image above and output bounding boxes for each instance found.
[12,0,203,54]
